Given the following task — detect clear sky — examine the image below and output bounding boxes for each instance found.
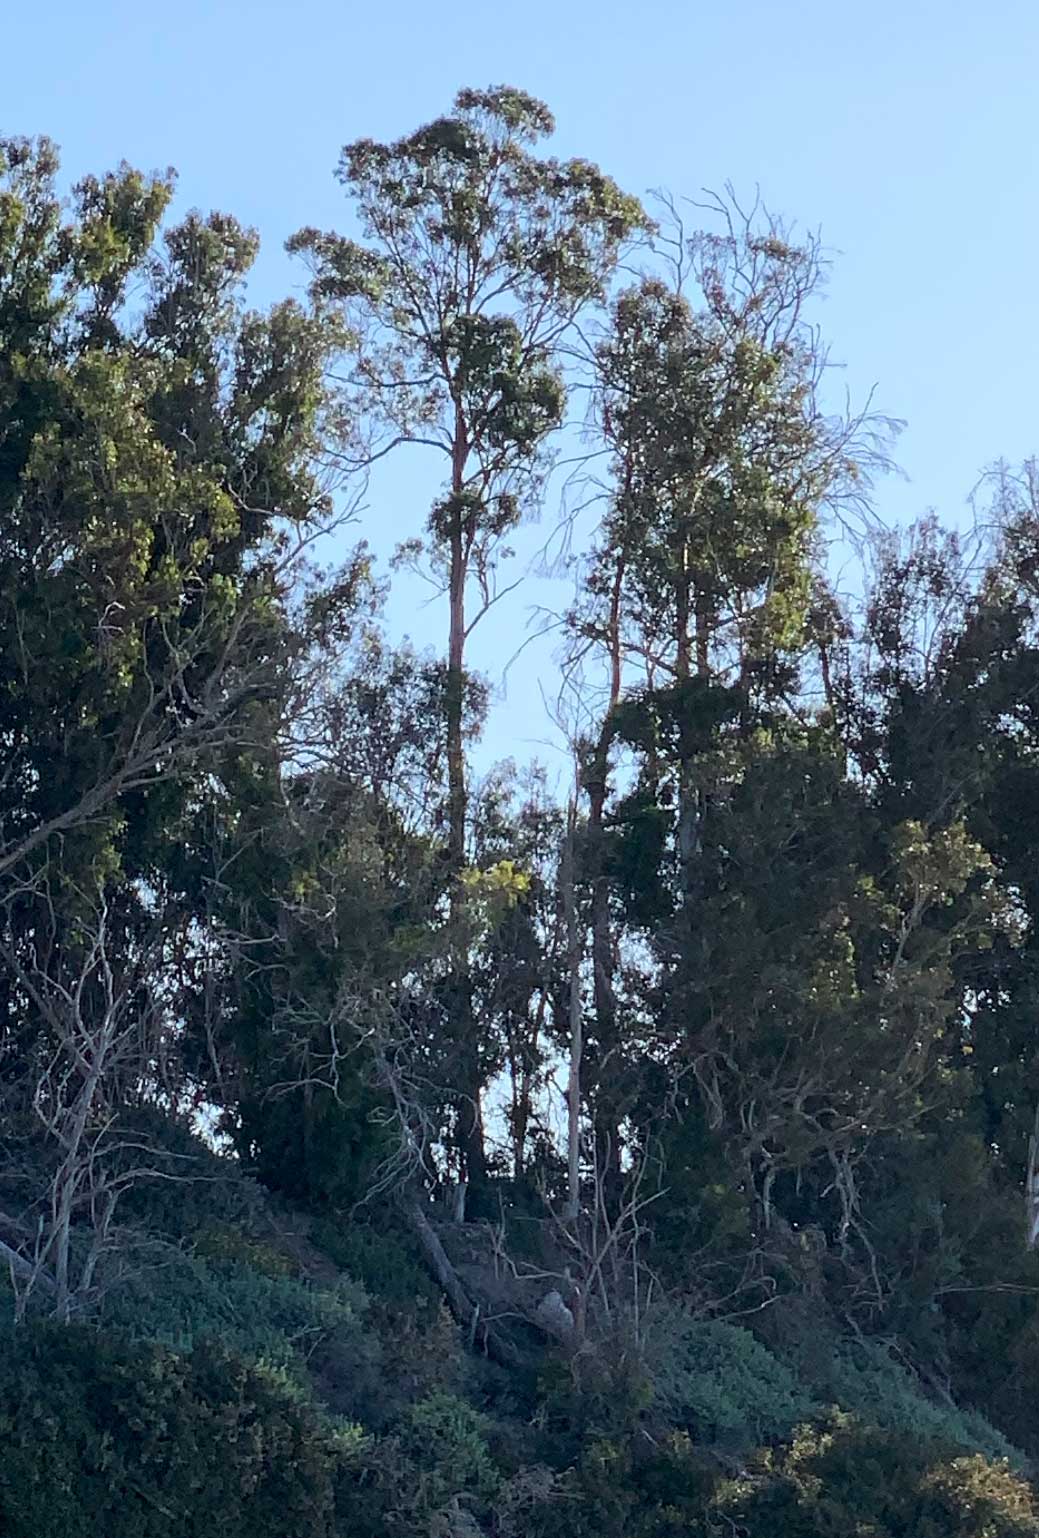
[6,0,1039,773]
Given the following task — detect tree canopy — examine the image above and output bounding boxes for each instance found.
[2,95,1039,1538]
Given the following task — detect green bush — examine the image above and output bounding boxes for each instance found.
[312,1215,471,1427]
[534,1326,656,1456]
[822,1339,1019,1464]
[643,1306,1018,1464]
[328,1390,504,1537]
[644,1307,816,1443]
[397,1390,501,1512]
[518,1415,1038,1538]
[0,1322,342,1538]
[192,1222,298,1277]
[312,1213,440,1313]
[716,1414,1038,1538]
[99,1247,372,1389]
[109,1112,266,1244]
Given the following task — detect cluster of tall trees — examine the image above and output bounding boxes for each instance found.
[2,90,1039,1446]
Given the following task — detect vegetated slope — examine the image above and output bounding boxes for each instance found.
[1,1133,1035,1538]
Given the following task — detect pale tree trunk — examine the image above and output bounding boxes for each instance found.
[446,507,468,881]
[445,416,487,1199]
[676,563,699,885]
[509,983,549,1184]
[676,559,712,892]
[587,561,623,1208]
[44,959,122,1321]
[405,1193,517,1366]
[563,795,583,1221]
[24,911,122,1322]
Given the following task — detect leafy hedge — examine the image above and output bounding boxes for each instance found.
[1,1314,1036,1538]
[643,1305,1019,1464]
[719,1414,1038,1538]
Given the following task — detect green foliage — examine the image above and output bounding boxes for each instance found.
[192,1223,298,1278]
[519,1417,1037,1538]
[313,1213,441,1313]
[309,1214,471,1426]
[288,86,646,1202]
[717,1416,1037,1538]
[0,132,334,899]
[820,1340,1018,1464]
[110,1116,268,1243]
[0,1323,342,1537]
[536,1332,656,1454]
[99,1248,371,1387]
[645,1310,816,1444]
[291,82,645,586]
[397,1391,501,1512]
[6,84,1039,1538]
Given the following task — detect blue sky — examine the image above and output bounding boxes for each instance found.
[6,0,1039,772]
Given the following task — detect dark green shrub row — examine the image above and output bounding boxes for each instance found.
[0,1318,1035,1538]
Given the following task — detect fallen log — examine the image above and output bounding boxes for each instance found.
[403,1194,519,1368]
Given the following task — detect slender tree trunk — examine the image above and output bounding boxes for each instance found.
[446,510,468,880]
[1027,1102,1039,1250]
[505,1021,527,1185]
[675,550,692,683]
[52,1050,107,1323]
[675,562,701,885]
[509,1026,532,1185]
[587,561,623,1210]
[675,577,712,901]
[1,1236,54,1301]
[586,760,620,1209]
[563,795,583,1221]
[445,424,487,1198]
[302,1040,314,1191]
[512,1090,528,1184]
[693,584,711,680]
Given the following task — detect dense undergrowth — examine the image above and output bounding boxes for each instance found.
[1,1139,1036,1538]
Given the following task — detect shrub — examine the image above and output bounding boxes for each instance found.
[329,1390,504,1537]
[822,1339,1019,1464]
[644,1307,816,1444]
[516,1415,1039,1538]
[397,1390,501,1513]
[312,1216,470,1426]
[0,1322,342,1538]
[312,1214,440,1313]
[109,1111,266,1244]
[99,1247,372,1390]
[192,1223,297,1278]
[534,1325,656,1457]
[716,1414,1039,1538]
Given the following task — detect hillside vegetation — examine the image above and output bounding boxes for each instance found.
[2,92,1039,1535]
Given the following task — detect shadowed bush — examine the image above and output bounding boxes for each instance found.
[644,1307,816,1444]
[0,1323,344,1538]
[99,1247,371,1383]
